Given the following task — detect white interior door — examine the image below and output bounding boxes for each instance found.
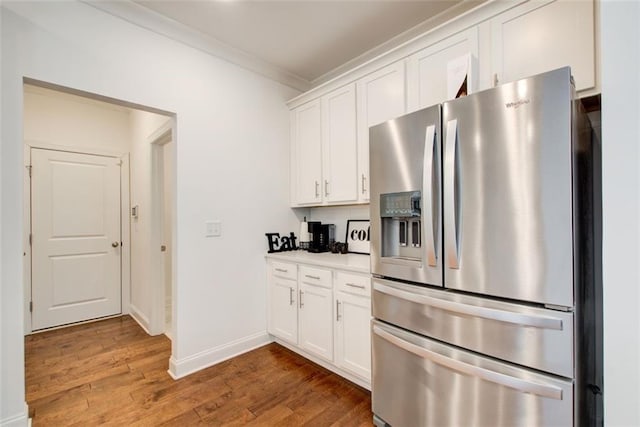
[31,148,122,330]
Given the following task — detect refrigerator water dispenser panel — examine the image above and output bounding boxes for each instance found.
[380,191,422,260]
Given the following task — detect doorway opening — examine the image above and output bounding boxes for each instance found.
[23,79,176,342]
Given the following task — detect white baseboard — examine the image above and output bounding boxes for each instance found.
[129,304,151,334]
[167,331,273,379]
[0,403,29,427]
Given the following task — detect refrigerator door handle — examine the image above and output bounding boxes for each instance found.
[373,324,563,400]
[444,119,460,269]
[374,282,563,330]
[423,124,437,267]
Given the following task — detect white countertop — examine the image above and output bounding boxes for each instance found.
[265,250,371,274]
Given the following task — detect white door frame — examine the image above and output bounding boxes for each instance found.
[23,142,131,334]
[148,118,175,337]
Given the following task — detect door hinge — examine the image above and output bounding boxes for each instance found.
[29,301,33,313]
[26,165,32,177]
[29,233,32,246]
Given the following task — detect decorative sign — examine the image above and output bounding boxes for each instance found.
[346,220,370,255]
[265,232,298,253]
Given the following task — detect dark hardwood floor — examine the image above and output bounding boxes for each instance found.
[25,315,373,426]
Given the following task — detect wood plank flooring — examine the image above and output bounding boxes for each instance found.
[25,315,373,426]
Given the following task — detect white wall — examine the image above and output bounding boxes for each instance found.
[23,85,131,154]
[601,1,640,425]
[129,109,171,333]
[0,1,299,424]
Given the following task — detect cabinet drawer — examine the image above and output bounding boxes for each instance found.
[335,271,371,297]
[271,261,297,280]
[299,266,332,289]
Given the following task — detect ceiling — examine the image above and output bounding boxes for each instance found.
[94,1,485,90]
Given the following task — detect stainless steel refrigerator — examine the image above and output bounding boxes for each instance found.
[369,67,602,427]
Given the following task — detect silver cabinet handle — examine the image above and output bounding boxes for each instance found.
[444,119,460,269]
[361,174,366,194]
[305,274,321,280]
[299,290,304,308]
[324,179,329,196]
[373,325,563,400]
[374,282,563,330]
[275,268,288,273]
[289,287,294,306]
[112,241,120,248]
[336,300,341,321]
[345,282,365,289]
[493,73,499,87]
[315,181,320,198]
[423,124,438,267]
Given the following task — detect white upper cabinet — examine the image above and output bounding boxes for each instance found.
[407,28,479,112]
[490,0,596,93]
[289,0,598,207]
[291,85,358,207]
[356,62,407,202]
[322,84,358,204]
[292,100,323,205]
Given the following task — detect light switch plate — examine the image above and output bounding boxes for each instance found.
[205,221,222,237]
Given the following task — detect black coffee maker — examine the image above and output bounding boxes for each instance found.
[307,222,335,253]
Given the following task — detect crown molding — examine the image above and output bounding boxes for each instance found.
[82,0,311,92]
[287,0,525,108]
[311,0,486,87]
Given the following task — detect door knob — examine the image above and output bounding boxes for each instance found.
[112,241,120,248]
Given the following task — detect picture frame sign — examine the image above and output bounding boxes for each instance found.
[346,219,370,255]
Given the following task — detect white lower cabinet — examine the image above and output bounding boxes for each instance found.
[267,258,372,387]
[299,281,333,362]
[335,290,372,380]
[268,262,298,345]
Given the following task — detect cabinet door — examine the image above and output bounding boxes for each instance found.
[357,62,406,202]
[292,100,323,205]
[335,291,372,381]
[269,277,298,344]
[491,0,595,92]
[322,84,358,204]
[299,283,333,362]
[407,28,479,112]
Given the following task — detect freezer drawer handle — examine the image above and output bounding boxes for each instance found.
[423,124,438,267]
[373,325,563,400]
[374,282,563,331]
